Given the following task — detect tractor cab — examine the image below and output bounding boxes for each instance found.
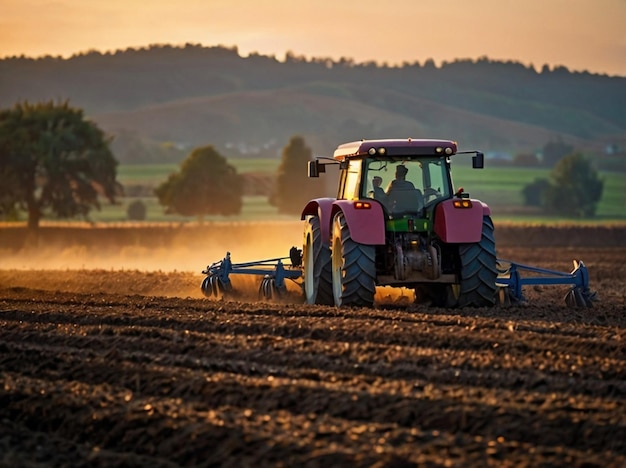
[309,138,483,217]
[357,156,452,215]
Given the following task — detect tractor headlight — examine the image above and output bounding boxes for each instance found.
[368,147,386,155]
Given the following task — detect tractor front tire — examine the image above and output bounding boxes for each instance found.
[331,212,376,307]
[456,216,498,307]
[303,216,333,305]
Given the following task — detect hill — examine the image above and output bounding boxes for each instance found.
[1,44,625,162]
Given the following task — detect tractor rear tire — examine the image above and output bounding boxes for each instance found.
[303,216,333,305]
[456,215,498,307]
[331,212,376,307]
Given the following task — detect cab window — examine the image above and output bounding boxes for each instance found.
[422,159,450,203]
[341,159,362,200]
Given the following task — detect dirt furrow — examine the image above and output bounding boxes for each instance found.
[2,359,625,466]
[0,243,624,466]
[2,310,624,400]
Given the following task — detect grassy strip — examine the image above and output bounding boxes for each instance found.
[115,161,625,223]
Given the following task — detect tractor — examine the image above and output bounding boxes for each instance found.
[201,138,595,308]
[301,138,497,308]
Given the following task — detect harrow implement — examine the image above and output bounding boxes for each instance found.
[496,259,596,307]
[201,250,596,307]
[201,248,303,300]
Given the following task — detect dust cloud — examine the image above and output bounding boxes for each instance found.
[0,221,415,304]
[0,222,306,273]
[0,222,308,300]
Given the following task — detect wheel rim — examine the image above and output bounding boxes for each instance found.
[304,233,315,303]
[331,224,343,306]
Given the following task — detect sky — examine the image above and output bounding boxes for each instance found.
[1,0,625,76]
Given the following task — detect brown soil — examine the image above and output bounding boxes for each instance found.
[0,225,625,466]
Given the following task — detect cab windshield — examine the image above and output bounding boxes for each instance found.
[362,157,451,208]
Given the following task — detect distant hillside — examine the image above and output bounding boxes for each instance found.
[1,44,625,162]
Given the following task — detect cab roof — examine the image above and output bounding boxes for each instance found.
[333,138,458,161]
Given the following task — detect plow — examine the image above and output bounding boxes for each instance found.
[201,138,597,308]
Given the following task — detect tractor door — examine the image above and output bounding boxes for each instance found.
[337,158,364,201]
[421,158,453,206]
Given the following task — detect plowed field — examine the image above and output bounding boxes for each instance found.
[1,225,625,466]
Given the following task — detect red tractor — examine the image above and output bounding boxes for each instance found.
[301,138,498,308]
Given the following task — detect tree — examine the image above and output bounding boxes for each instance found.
[155,145,243,218]
[521,177,551,207]
[126,200,147,221]
[543,153,604,218]
[0,100,120,229]
[269,136,320,215]
[541,138,574,167]
[0,164,21,220]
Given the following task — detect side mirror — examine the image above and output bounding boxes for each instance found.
[472,152,484,169]
[308,160,320,178]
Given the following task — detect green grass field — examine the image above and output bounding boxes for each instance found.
[450,165,625,221]
[109,160,626,224]
[91,195,294,223]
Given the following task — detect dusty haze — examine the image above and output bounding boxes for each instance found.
[0,222,305,272]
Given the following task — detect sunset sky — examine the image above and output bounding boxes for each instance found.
[1,0,625,76]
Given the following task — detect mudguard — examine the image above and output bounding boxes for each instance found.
[433,199,491,243]
[301,198,336,244]
[330,200,386,245]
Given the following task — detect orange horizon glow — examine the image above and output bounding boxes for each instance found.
[1,0,625,77]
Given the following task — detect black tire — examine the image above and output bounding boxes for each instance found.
[331,212,376,307]
[303,216,333,305]
[456,216,498,308]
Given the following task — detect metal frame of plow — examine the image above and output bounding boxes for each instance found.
[201,252,303,300]
[496,259,596,307]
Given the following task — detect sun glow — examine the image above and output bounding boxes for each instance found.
[0,0,624,76]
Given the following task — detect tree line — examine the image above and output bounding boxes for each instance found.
[0,101,322,228]
[1,44,624,148]
[0,101,604,228]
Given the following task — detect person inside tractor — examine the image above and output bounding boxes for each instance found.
[369,176,387,204]
[385,164,424,214]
